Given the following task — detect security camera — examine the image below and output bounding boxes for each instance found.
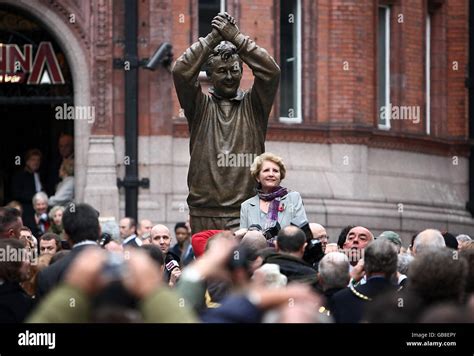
[145,42,173,70]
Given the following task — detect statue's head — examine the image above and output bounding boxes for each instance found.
[206,41,243,99]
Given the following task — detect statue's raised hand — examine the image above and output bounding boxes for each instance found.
[211,12,240,41]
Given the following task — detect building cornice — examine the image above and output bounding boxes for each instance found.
[172,120,470,157]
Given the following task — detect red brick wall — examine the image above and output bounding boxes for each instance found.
[238,0,276,94]
[323,0,376,127]
[171,0,192,121]
[112,0,124,137]
[430,1,447,138]
[106,0,468,155]
[446,0,468,138]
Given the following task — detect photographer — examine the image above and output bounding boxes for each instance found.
[262,226,318,287]
[27,247,197,323]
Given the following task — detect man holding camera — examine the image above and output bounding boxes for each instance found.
[172,13,280,234]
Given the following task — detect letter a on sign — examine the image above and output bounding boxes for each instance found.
[28,42,65,84]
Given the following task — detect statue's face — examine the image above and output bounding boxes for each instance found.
[209,57,242,99]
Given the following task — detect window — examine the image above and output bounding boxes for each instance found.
[279,0,302,123]
[378,6,390,129]
[425,13,431,135]
[199,0,226,38]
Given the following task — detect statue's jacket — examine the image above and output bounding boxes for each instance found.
[172,31,280,218]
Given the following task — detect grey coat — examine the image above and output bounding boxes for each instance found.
[239,191,308,229]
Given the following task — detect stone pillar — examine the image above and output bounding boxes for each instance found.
[82,0,119,219]
[83,136,119,218]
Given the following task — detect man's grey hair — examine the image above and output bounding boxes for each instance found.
[397,253,414,275]
[318,252,350,290]
[408,247,467,305]
[364,239,398,277]
[456,234,472,244]
[413,229,446,255]
[32,192,48,206]
[100,219,121,242]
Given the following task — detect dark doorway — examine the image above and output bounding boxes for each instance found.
[0,105,73,204]
[0,6,74,206]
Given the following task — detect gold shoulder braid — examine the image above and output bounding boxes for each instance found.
[349,284,372,301]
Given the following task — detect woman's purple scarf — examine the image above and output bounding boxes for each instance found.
[257,185,288,228]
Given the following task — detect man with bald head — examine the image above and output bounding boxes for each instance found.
[412,229,446,256]
[310,223,328,253]
[241,230,268,266]
[343,226,374,266]
[151,224,181,286]
[150,224,172,256]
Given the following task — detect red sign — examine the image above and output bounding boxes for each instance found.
[0,42,65,84]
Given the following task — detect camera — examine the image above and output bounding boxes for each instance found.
[98,232,112,248]
[144,42,173,70]
[102,253,127,281]
[289,220,324,268]
[303,238,324,268]
[263,223,281,240]
[249,223,281,241]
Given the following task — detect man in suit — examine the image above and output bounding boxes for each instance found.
[169,222,194,266]
[343,226,374,267]
[35,203,101,300]
[11,149,45,231]
[331,239,398,323]
[120,217,142,248]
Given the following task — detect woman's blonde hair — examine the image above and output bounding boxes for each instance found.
[250,152,286,181]
[61,158,74,176]
[49,205,65,221]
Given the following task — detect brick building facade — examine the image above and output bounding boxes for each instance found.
[1,0,472,243]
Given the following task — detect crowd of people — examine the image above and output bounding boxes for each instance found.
[7,134,74,239]
[0,151,473,323]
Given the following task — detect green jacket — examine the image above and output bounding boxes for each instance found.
[27,284,198,323]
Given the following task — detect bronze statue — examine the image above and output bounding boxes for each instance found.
[172,13,280,233]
